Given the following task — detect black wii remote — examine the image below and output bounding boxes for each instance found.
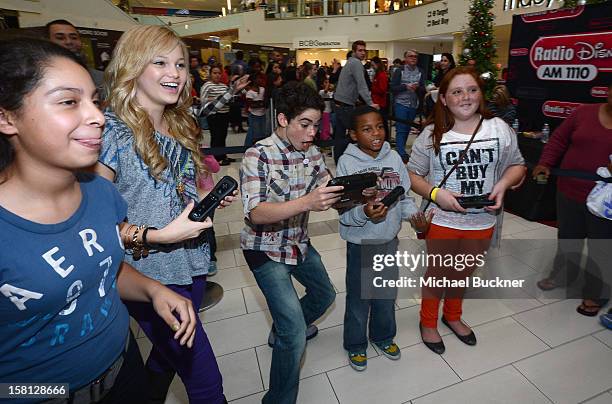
[379,186,405,207]
[189,176,238,221]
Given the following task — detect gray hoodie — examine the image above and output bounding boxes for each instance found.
[337,142,418,244]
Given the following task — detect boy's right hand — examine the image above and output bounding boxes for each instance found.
[152,201,213,244]
[364,202,388,220]
[410,210,434,234]
[304,185,343,211]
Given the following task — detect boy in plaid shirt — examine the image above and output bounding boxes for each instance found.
[240,82,342,404]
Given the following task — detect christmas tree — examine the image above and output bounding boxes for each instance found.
[459,0,498,98]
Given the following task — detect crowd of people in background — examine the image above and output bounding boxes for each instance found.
[1,21,610,404]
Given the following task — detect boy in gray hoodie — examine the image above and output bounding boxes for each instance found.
[337,106,431,371]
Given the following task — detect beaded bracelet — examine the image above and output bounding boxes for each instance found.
[121,224,136,249]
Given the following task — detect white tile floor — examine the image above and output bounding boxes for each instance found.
[132,131,612,404]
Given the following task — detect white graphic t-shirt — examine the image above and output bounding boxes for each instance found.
[429,122,503,230]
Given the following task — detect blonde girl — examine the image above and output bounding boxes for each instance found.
[96,25,233,403]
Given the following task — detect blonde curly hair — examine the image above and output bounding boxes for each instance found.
[104,25,203,179]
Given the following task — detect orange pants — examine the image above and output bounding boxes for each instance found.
[420,223,494,328]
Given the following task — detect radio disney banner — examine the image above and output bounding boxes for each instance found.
[506,2,612,131]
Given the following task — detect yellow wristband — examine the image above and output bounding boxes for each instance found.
[430,187,440,202]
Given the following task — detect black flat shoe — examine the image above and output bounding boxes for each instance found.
[419,322,445,354]
[442,317,477,346]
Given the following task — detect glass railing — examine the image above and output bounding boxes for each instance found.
[107,0,169,26]
[264,0,441,19]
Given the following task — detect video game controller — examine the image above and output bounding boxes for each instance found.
[455,194,495,209]
[327,173,377,204]
[377,186,405,207]
[189,176,238,221]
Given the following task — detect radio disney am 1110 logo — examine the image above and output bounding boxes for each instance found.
[530,31,612,82]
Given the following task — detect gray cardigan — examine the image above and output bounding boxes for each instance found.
[407,118,526,247]
[334,56,373,106]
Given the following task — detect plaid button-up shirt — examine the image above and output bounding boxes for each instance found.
[240,132,331,265]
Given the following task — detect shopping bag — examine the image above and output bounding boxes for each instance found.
[586,156,612,220]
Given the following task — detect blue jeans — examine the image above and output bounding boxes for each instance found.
[393,103,417,160]
[343,240,398,353]
[250,246,336,404]
[244,113,267,147]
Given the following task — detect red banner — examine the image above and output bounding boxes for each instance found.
[590,86,609,97]
[541,100,583,118]
[521,6,584,23]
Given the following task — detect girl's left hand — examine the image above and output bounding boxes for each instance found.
[485,181,508,211]
[218,190,239,209]
[150,284,197,347]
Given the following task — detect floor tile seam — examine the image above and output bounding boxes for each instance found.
[253,344,267,394]
[578,391,612,404]
[544,333,611,350]
[323,372,341,404]
[507,313,554,349]
[510,334,610,372]
[590,331,612,350]
[203,310,262,325]
[510,363,557,404]
[413,359,550,403]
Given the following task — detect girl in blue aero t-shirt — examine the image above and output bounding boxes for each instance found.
[0,38,197,403]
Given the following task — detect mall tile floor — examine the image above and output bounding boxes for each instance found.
[131,130,612,404]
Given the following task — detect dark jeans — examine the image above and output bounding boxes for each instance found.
[249,246,336,404]
[207,112,230,161]
[244,113,267,146]
[547,191,612,305]
[380,104,390,141]
[343,240,398,353]
[332,103,355,164]
[125,276,224,404]
[393,103,417,160]
[101,331,147,404]
[229,102,243,129]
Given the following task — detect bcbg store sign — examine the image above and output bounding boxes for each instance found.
[293,37,349,49]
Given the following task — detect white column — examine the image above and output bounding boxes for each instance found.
[452,32,463,62]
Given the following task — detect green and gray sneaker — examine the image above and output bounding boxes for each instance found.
[348,351,367,371]
[375,341,401,360]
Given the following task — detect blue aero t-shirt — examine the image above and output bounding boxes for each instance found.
[0,174,130,399]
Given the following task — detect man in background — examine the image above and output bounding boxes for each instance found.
[333,40,379,163]
[46,19,104,94]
